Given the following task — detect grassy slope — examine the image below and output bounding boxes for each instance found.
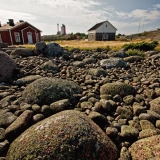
[22,40,160,51]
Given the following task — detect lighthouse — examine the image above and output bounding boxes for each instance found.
[61,24,66,35]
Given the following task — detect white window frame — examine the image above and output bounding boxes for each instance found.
[36,32,39,42]
[0,34,2,43]
[14,32,21,42]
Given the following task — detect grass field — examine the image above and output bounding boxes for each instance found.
[22,39,160,51]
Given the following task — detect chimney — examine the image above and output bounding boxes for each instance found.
[8,19,14,26]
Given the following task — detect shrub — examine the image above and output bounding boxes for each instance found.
[122,41,159,51]
[126,49,145,57]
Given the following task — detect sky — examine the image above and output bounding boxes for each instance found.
[0,0,160,35]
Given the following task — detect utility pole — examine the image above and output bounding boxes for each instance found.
[138,21,141,33]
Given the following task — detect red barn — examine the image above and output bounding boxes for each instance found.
[0,19,42,45]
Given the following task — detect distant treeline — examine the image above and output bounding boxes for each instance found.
[41,33,88,41]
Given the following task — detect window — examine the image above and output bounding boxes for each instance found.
[0,34,2,43]
[36,33,39,42]
[14,32,21,42]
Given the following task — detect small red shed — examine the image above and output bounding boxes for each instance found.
[0,19,42,45]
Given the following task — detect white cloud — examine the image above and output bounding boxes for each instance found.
[129,9,160,20]
[115,8,160,21]
[0,9,36,22]
[154,4,160,8]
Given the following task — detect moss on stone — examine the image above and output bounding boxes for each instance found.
[6,110,119,160]
[100,82,136,97]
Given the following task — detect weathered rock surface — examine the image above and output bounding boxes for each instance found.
[11,48,33,57]
[150,97,160,114]
[5,110,33,141]
[100,58,127,68]
[100,82,136,97]
[22,77,82,105]
[35,41,46,52]
[44,42,64,57]
[129,135,160,160]
[0,51,16,82]
[6,110,119,160]
[0,43,159,159]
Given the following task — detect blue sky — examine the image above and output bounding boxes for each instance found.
[0,0,160,35]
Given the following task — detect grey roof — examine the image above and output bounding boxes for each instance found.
[0,21,41,32]
[88,21,117,31]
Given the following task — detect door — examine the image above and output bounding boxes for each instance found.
[0,34,2,43]
[102,33,108,40]
[27,32,33,44]
[36,33,39,42]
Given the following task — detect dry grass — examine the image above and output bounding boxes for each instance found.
[22,39,160,51]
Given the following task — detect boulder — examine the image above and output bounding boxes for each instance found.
[73,61,85,68]
[0,51,16,82]
[129,135,160,160]
[11,48,33,57]
[44,42,64,57]
[87,68,107,77]
[100,82,136,97]
[108,51,127,58]
[6,110,119,160]
[41,60,59,71]
[0,110,17,128]
[83,58,97,64]
[50,99,70,113]
[35,41,46,52]
[150,97,160,115]
[22,77,82,105]
[0,140,9,157]
[5,110,33,141]
[123,56,144,63]
[15,75,42,86]
[0,42,8,48]
[100,58,127,68]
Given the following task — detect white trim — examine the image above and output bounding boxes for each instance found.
[21,30,24,44]
[9,30,13,45]
[21,26,37,32]
[0,34,2,43]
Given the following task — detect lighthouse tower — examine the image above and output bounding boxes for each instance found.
[61,24,66,35]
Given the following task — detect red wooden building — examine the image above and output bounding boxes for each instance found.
[0,19,42,45]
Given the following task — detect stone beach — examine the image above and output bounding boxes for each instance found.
[0,41,160,159]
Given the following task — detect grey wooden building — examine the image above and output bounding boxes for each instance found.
[88,21,117,41]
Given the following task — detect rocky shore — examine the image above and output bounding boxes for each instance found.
[0,42,160,160]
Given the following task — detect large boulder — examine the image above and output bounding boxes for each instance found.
[35,41,46,52]
[100,82,136,97]
[22,77,82,105]
[11,48,33,57]
[100,58,127,68]
[44,42,64,57]
[129,135,160,160]
[0,51,16,82]
[6,110,119,160]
